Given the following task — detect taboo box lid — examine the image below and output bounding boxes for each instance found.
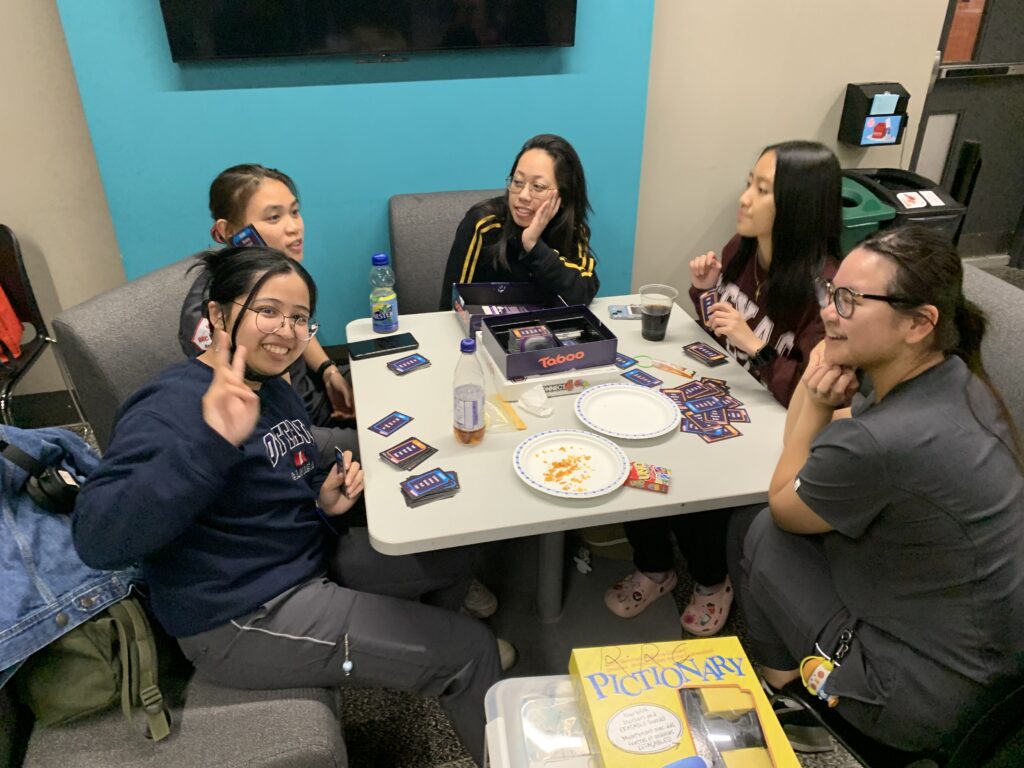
[452,282,567,336]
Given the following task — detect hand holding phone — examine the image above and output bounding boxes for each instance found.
[334,447,348,496]
[229,224,267,248]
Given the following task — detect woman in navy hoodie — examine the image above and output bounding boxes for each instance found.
[73,247,499,766]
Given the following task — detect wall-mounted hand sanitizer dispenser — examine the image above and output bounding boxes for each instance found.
[838,83,910,147]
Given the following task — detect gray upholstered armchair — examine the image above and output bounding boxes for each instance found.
[2,258,349,768]
[388,188,503,315]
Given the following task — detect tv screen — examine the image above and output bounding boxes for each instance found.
[159,0,578,62]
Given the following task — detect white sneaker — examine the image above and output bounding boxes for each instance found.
[463,578,498,619]
[497,638,518,672]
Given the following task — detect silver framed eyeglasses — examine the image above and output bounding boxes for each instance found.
[506,176,554,196]
[818,279,915,319]
[234,302,318,340]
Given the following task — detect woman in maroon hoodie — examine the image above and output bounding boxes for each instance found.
[605,141,842,636]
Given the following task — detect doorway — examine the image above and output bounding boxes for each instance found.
[911,0,1024,260]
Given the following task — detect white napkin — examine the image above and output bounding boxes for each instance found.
[518,385,553,417]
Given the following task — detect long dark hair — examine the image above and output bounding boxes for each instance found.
[721,141,841,327]
[209,164,299,233]
[478,133,594,271]
[860,226,1023,470]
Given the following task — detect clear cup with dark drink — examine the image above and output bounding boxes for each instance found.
[639,284,678,341]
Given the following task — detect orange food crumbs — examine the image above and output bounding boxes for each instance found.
[541,453,594,491]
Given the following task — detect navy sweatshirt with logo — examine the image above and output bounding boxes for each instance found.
[72,358,326,637]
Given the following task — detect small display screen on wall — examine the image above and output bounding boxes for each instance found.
[159,0,578,62]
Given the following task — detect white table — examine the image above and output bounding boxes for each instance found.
[346,295,786,620]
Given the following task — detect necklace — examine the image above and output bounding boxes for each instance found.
[753,255,765,301]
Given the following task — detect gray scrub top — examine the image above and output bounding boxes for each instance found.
[796,356,1024,736]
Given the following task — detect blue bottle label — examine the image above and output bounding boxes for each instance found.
[371,292,399,333]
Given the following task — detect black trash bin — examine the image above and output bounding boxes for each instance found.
[843,169,966,242]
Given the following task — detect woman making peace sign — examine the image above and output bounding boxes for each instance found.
[73,248,500,765]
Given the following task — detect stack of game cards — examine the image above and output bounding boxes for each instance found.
[400,467,461,508]
[380,436,438,471]
[661,377,750,444]
[682,341,729,367]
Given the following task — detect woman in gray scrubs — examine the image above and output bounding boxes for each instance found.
[732,226,1024,755]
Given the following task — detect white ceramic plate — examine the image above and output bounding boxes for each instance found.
[574,383,680,439]
[512,429,630,499]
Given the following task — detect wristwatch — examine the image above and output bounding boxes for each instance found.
[316,360,338,381]
[749,344,778,367]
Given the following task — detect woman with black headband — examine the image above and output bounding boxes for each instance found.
[73,248,501,766]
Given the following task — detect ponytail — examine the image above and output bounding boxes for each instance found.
[860,226,1024,473]
[952,297,987,374]
[953,294,1024,475]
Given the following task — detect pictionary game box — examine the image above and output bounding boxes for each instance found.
[569,638,800,768]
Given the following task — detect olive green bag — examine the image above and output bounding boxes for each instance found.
[13,597,171,741]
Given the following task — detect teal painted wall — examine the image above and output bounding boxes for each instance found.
[56,0,654,341]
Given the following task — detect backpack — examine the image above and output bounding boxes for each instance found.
[0,425,171,741]
[12,596,171,741]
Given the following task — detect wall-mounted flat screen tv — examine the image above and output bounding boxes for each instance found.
[159,0,578,62]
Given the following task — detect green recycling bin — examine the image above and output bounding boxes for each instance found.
[841,176,895,256]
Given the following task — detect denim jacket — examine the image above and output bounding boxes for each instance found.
[0,425,135,688]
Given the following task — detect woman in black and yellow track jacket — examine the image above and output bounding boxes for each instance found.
[438,134,599,310]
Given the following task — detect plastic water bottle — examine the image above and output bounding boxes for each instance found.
[453,338,486,445]
[369,252,399,333]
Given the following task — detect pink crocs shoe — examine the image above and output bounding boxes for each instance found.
[604,570,678,618]
[681,576,733,636]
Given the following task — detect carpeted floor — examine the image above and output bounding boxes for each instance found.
[339,541,862,768]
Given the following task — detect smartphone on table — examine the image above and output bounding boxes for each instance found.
[347,332,419,361]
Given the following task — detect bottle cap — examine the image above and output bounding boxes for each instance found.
[460,338,476,353]
[371,252,389,266]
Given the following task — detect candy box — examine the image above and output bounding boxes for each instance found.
[569,638,800,768]
[625,462,671,493]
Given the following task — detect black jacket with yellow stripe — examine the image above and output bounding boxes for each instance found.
[438,198,599,310]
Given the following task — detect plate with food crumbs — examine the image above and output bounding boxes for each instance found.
[512,429,630,499]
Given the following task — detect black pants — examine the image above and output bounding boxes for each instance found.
[623,504,762,586]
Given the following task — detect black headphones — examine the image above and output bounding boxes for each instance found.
[0,439,80,514]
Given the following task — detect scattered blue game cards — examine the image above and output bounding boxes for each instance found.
[699,424,742,444]
[380,437,437,471]
[684,395,726,414]
[622,369,663,388]
[679,380,716,400]
[615,352,638,369]
[387,353,431,375]
[726,408,750,423]
[368,411,413,436]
